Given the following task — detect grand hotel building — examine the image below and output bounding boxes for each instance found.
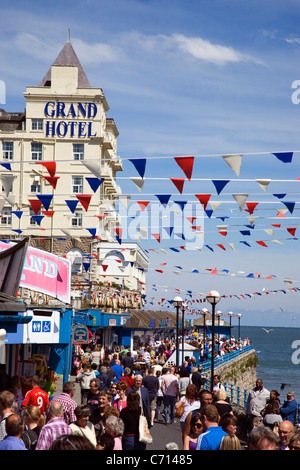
[0,38,148,308]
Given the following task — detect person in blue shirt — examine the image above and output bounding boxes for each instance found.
[111,360,124,383]
[280,391,298,425]
[196,404,227,450]
[0,413,27,450]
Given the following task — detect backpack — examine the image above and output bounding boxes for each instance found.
[22,428,38,450]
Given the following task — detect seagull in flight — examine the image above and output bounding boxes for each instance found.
[262,328,274,333]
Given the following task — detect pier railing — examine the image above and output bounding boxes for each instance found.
[200,344,254,374]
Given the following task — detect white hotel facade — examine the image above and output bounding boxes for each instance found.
[0,38,148,304]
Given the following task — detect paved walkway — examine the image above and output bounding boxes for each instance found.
[52,375,184,450]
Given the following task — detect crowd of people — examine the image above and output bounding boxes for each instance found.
[0,339,299,451]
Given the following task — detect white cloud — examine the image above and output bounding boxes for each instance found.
[170,33,251,65]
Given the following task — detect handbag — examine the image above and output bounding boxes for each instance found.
[175,400,185,418]
[139,412,153,445]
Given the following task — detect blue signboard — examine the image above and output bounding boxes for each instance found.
[72,324,89,345]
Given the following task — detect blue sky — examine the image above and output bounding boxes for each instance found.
[1,0,300,326]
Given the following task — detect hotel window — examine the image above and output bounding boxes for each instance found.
[2,142,13,160]
[73,143,84,160]
[72,176,83,194]
[1,207,12,225]
[30,182,41,193]
[71,211,82,227]
[32,119,43,131]
[31,142,42,161]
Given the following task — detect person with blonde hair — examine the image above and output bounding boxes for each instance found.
[21,405,43,450]
[220,434,241,450]
[214,388,232,417]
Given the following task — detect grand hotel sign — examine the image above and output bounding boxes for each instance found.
[44,101,98,138]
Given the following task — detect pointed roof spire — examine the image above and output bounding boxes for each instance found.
[39,36,91,87]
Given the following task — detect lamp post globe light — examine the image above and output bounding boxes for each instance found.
[206,290,221,393]
[173,296,182,367]
[228,311,234,339]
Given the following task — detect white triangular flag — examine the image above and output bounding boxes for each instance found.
[232,193,248,211]
[222,154,243,176]
[255,179,271,191]
[130,177,144,192]
[118,195,131,209]
[210,201,222,211]
[0,174,16,197]
[82,161,102,178]
[264,229,274,236]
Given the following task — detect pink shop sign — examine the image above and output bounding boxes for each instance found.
[0,241,71,304]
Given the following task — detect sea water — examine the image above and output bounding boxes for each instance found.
[232,325,300,402]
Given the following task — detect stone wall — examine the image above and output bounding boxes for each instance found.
[214,349,258,406]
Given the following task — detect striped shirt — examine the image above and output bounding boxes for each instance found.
[52,393,77,424]
[35,417,72,450]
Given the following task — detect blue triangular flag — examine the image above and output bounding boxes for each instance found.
[155,194,171,207]
[212,180,230,195]
[240,241,251,247]
[163,227,174,237]
[174,201,187,211]
[37,194,53,211]
[273,194,286,199]
[205,245,214,251]
[32,215,44,226]
[272,152,293,163]
[83,262,91,272]
[169,247,180,252]
[11,211,23,219]
[0,163,11,171]
[129,158,146,178]
[65,200,79,214]
[282,201,295,214]
[86,228,96,238]
[86,177,104,193]
[12,229,22,234]
[240,230,251,236]
[205,210,213,218]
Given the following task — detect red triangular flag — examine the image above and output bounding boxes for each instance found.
[42,211,55,217]
[137,201,150,211]
[195,194,211,210]
[271,224,281,228]
[186,217,197,223]
[174,156,194,181]
[102,264,108,272]
[211,268,218,275]
[256,241,268,247]
[94,214,107,220]
[114,227,123,238]
[245,202,258,214]
[152,233,161,243]
[170,178,185,194]
[287,227,297,236]
[36,161,56,177]
[217,244,226,251]
[76,194,92,211]
[28,199,42,215]
[218,230,227,236]
[155,269,164,273]
[42,175,60,189]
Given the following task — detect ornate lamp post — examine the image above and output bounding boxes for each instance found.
[228,311,234,340]
[181,301,186,366]
[237,313,242,340]
[216,310,222,352]
[206,290,221,393]
[173,296,182,367]
[201,308,209,360]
